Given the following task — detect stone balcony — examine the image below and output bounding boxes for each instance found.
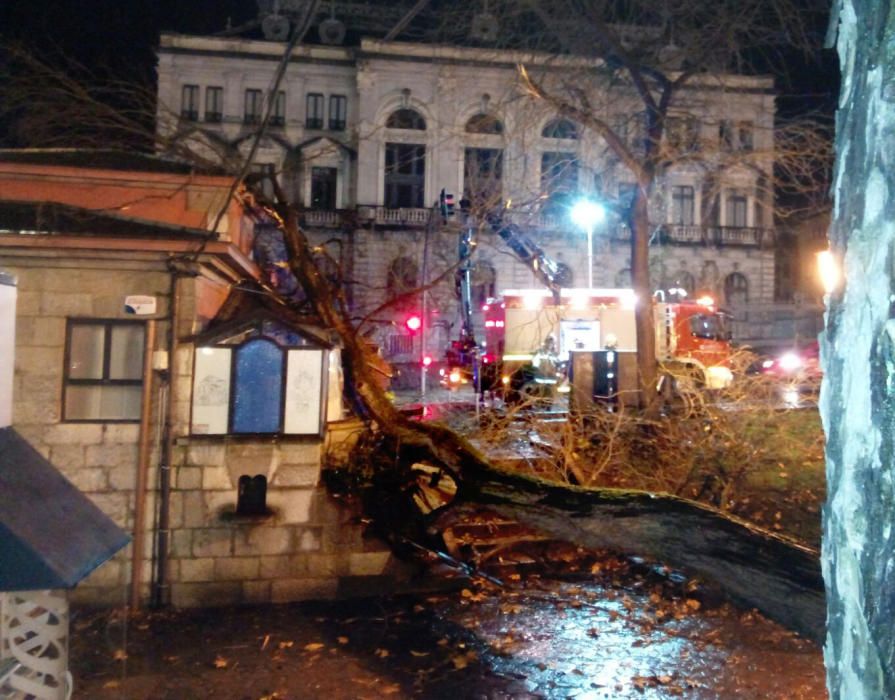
[298,207,774,248]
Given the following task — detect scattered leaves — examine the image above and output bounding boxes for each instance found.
[213,655,229,669]
[303,643,324,652]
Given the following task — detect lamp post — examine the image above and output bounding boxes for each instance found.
[571,199,605,289]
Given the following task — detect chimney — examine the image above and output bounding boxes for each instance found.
[0,271,15,428]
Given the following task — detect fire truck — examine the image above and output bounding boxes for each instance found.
[441,202,732,395]
[481,288,734,395]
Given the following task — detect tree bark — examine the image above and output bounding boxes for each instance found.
[823,0,895,695]
[631,186,657,405]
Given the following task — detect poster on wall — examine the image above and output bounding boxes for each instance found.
[284,348,325,435]
[191,347,232,434]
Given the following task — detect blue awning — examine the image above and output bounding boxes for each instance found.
[0,427,130,591]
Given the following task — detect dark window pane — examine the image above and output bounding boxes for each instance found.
[311,167,338,209]
[232,339,283,433]
[466,113,503,134]
[386,108,426,130]
[542,118,578,139]
[384,143,425,207]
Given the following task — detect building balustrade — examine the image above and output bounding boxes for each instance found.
[297,206,774,248]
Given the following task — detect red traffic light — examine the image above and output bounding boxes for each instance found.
[405,314,422,333]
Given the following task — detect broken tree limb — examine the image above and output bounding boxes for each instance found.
[262,198,824,643]
[448,465,825,643]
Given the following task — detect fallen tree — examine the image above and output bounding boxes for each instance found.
[254,193,825,643]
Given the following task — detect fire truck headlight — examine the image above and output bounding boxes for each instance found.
[778,352,803,372]
[705,365,733,389]
[449,370,461,384]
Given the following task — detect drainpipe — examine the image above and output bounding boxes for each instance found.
[129,319,157,610]
[151,269,179,608]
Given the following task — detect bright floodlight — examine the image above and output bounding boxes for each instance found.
[571,199,605,230]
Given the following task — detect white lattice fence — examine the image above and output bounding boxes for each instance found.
[0,591,71,700]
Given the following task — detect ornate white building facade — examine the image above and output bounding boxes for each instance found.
[157,33,777,369]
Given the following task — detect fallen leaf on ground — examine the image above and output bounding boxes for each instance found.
[410,650,430,657]
[213,656,229,669]
[375,648,390,658]
[337,636,349,644]
[112,649,128,661]
[303,643,325,652]
[278,641,294,650]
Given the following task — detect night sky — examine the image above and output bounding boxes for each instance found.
[0,1,839,134]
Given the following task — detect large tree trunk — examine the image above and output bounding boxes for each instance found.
[449,466,824,642]
[823,1,895,695]
[631,188,657,406]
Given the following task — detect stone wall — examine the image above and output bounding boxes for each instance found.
[6,258,404,607]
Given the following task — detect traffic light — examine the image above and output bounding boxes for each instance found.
[439,188,455,221]
[404,314,422,334]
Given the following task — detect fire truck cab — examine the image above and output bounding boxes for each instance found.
[483,289,733,391]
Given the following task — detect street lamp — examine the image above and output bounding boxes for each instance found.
[571,199,606,289]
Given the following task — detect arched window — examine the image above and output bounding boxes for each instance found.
[724,272,749,305]
[671,270,695,295]
[466,113,504,134]
[542,118,579,139]
[232,338,284,433]
[386,108,426,130]
[387,256,419,307]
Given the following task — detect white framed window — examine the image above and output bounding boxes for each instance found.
[271,91,286,127]
[306,93,324,129]
[329,95,347,130]
[181,85,199,121]
[244,89,263,124]
[205,86,223,122]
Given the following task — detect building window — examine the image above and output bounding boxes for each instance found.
[181,85,199,121]
[306,93,324,129]
[384,143,426,208]
[271,91,286,127]
[387,256,419,309]
[244,89,263,125]
[329,95,347,130]
[251,163,276,199]
[466,113,503,134]
[310,167,338,209]
[724,272,749,305]
[464,147,503,208]
[727,194,748,227]
[471,263,497,307]
[542,118,578,139]
[540,151,578,213]
[720,119,754,151]
[719,120,734,150]
[666,116,698,152]
[64,320,145,421]
[205,86,223,123]
[738,122,754,151]
[386,108,426,130]
[671,185,695,226]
